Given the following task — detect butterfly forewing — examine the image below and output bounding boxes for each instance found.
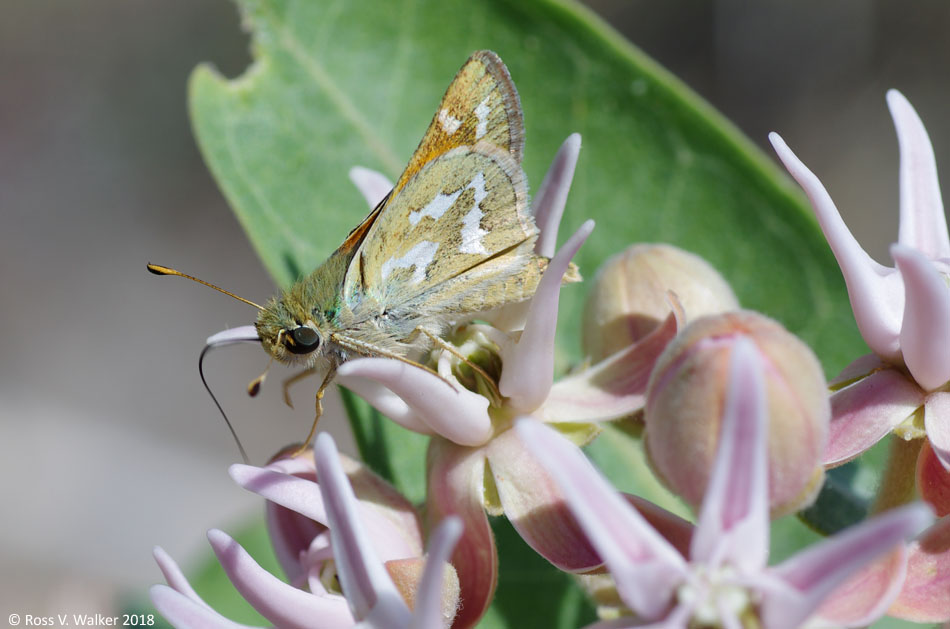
[328,51,523,267]
[391,50,524,197]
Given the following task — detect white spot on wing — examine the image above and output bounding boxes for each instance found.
[460,172,489,254]
[474,97,491,139]
[409,188,462,226]
[381,241,440,285]
[438,108,462,135]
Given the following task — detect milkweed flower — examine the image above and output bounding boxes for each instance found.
[338,135,678,627]
[150,433,462,628]
[769,91,950,471]
[518,338,933,628]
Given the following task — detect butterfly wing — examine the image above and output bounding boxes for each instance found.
[340,49,541,316]
[329,50,522,268]
[346,143,539,316]
[393,50,524,196]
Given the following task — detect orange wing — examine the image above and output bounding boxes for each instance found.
[331,50,522,262]
[392,50,524,196]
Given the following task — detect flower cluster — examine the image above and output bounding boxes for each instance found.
[151,93,950,628]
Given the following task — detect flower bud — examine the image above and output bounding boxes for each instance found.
[582,244,738,361]
[386,557,461,625]
[644,311,829,517]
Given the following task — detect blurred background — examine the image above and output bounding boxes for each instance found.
[1,0,947,620]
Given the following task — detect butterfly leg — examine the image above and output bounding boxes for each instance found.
[290,366,337,457]
[282,367,319,409]
[408,326,502,401]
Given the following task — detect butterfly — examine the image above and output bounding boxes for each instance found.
[150,50,576,451]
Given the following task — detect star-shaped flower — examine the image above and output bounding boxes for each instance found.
[150,433,462,628]
[769,90,950,470]
[518,338,932,628]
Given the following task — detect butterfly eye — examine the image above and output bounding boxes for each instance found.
[286,326,321,355]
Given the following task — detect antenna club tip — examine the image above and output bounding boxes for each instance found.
[147,263,172,275]
[248,379,262,397]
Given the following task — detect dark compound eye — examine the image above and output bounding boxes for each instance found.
[286,326,321,354]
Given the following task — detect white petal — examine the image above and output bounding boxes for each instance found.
[349,166,394,209]
[691,338,769,572]
[887,90,950,260]
[314,433,410,624]
[533,133,581,257]
[499,220,594,412]
[769,132,903,361]
[893,243,950,390]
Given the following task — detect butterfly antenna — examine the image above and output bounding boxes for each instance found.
[199,343,250,464]
[147,263,265,311]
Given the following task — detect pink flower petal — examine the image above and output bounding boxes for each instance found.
[485,427,601,571]
[337,358,491,446]
[426,437,497,629]
[887,90,950,260]
[205,325,260,346]
[543,307,679,423]
[825,367,924,466]
[533,133,581,258]
[150,585,259,629]
[152,546,214,610]
[409,516,463,629]
[813,546,908,627]
[917,437,950,516]
[333,453,424,556]
[769,132,903,361]
[229,464,330,583]
[828,353,890,388]
[766,503,932,628]
[336,375,434,435]
[621,494,694,558]
[499,220,594,412]
[890,514,950,622]
[925,391,950,472]
[516,418,685,620]
[349,166,394,209]
[230,464,328,523]
[691,338,769,573]
[207,528,354,628]
[265,502,321,586]
[314,433,410,625]
[893,244,950,391]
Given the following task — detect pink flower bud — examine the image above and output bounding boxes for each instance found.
[582,244,739,361]
[644,311,829,517]
[386,557,461,624]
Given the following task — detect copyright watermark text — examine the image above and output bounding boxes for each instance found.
[7,613,155,627]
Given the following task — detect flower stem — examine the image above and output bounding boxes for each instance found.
[871,434,923,514]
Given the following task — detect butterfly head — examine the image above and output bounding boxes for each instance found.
[256,299,327,365]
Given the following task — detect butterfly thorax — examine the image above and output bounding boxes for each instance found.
[255,250,432,368]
